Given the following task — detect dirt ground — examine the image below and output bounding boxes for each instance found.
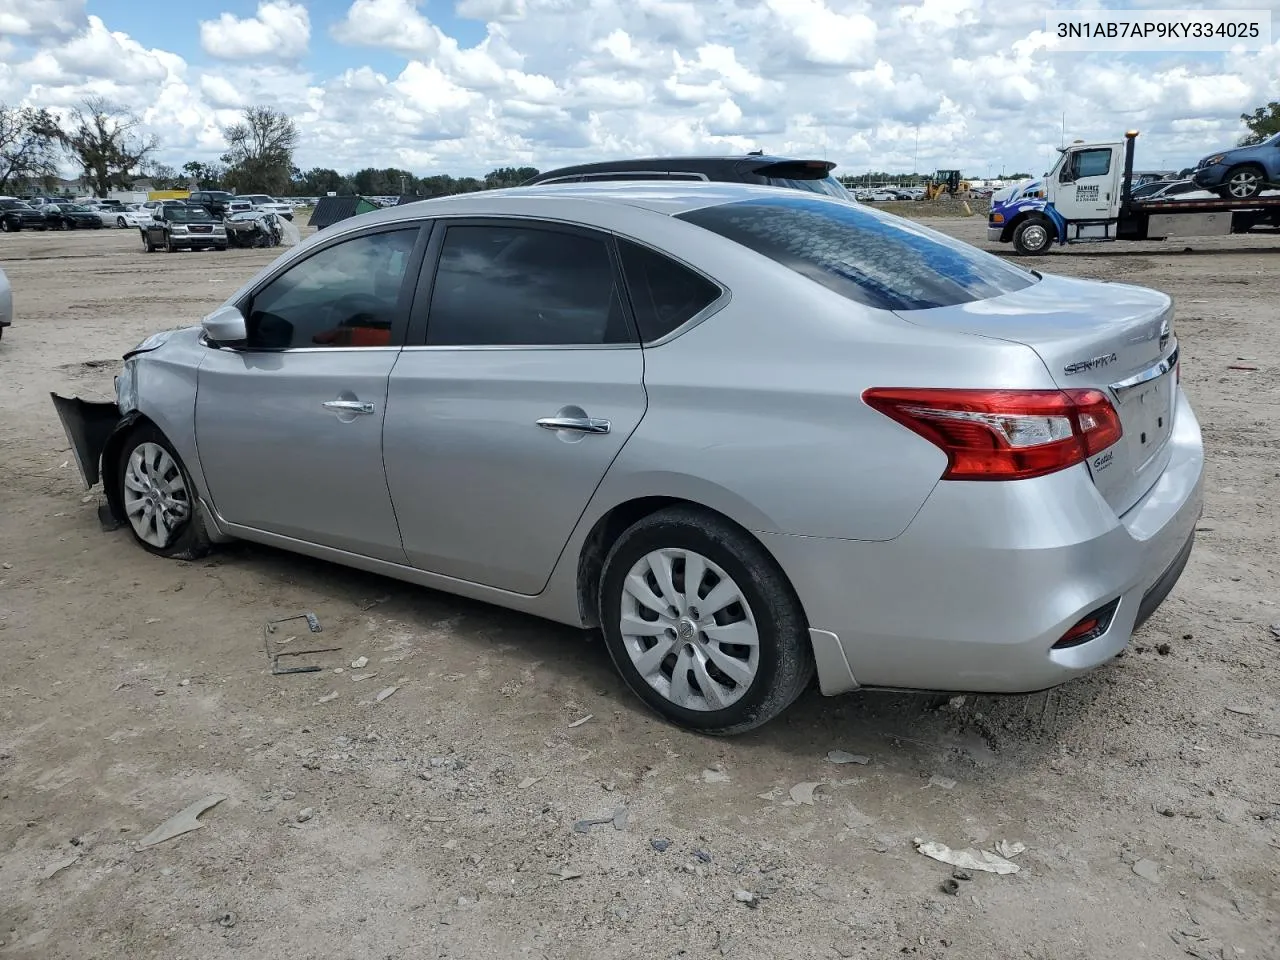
[1,220,1277,960]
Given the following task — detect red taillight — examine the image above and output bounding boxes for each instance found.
[862,387,1123,481]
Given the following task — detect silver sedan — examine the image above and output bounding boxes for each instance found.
[52,183,1203,733]
[0,265,10,341]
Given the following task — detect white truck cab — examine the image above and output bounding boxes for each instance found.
[989,131,1280,255]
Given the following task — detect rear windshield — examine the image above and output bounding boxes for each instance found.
[675,194,1037,311]
[764,175,852,200]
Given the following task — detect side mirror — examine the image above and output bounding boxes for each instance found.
[202,304,247,345]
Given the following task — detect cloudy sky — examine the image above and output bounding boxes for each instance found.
[1,0,1276,180]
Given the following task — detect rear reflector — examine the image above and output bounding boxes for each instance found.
[1051,600,1119,649]
[862,387,1123,481]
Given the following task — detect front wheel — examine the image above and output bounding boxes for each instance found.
[141,230,155,252]
[165,235,176,253]
[117,425,210,560]
[1218,165,1264,200]
[1012,217,1054,256]
[117,216,127,227]
[598,507,815,735]
[0,219,12,233]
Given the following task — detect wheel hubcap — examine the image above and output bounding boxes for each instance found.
[122,442,190,548]
[1228,172,1259,197]
[1023,224,1047,249]
[619,548,760,711]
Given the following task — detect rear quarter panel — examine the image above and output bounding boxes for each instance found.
[589,235,1057,542]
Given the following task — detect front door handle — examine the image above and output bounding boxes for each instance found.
[536,416,611,435]
[323,399,375,415]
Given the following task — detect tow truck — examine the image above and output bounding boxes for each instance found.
[988,131,1280,255]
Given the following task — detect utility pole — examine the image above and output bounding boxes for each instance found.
[913,124,919,175]
[1060,111,1066,148]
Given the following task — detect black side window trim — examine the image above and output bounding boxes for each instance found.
[228,220,432,352]
[611,234,730,346]
[405,217,641,349]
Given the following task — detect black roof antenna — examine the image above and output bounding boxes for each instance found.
[748,149,763,155]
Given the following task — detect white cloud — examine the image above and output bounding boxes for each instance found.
[0,0,85,38]
[330,0,440,57]
[455,0,527,22]
[199,1,309,61]
[0,0,1277,180]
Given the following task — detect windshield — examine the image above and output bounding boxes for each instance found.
[166,206,215,222]
[1,200,32,210]
[676,194,1037,311]
[61,204,88,212]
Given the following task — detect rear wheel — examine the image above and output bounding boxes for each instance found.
[116,216,127,228]
[0,219,11,233]
[1012,217,1053,256]
[117,425,210,560]
[1217,165,1264,200]
[598,507,814,735]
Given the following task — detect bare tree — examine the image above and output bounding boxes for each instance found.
[140,160,179,189]
[58,98,159,197]
[221,107,299,195]
[0,104,61,193]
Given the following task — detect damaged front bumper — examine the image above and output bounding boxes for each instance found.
[50,392,123,488]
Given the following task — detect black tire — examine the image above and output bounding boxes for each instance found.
[0,219,11,233]
[165,235,176,253]
[214,244,227,252]
[598,506,815,735]
[117,216,127,228]
[1217,165,1264,200]
[116,424,211,560]
[1012,216,1054,256]
[141,230,155,253]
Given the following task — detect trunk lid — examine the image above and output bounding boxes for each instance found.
[897,273,1177,514]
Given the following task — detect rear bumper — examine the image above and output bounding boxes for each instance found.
[764,388,1204,695]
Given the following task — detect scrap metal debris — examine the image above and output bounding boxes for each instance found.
[138,794,227,849]
[42,856,80,881]
[994,840,1026,859]
[263,612,336,675]
[375,686,399,702]
[914,838,1020,875]
[549,867,582,881]
[790,781,823,805]
[568,714,593,728]
[826,750,870,765]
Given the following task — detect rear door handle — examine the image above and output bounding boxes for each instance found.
[323,400,375,415]
[536,416,611,435]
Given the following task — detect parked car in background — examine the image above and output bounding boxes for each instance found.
[1192,131,1280,199]
[0,197,48,232]
[0,264,10,341]
[113,204,152,228]
[81,199,126,227]
[237,194,295,220]
[187,190,237,219]
[524,154,857,202]
[1129,179,1208,201]
[51,182,1202,734]
[140,202,227,252]
[43,203,105,230]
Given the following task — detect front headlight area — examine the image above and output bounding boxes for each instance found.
[115,357,139,413]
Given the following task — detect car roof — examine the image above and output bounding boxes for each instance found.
[338,181,826,230]
[526,155,837,183]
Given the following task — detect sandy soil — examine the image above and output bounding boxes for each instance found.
[1,221,1277,960]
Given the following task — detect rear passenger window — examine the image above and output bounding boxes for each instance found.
[425,224,632,346]
[617,239,721,342]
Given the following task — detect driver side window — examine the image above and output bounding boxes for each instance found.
[246,228,418,349]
